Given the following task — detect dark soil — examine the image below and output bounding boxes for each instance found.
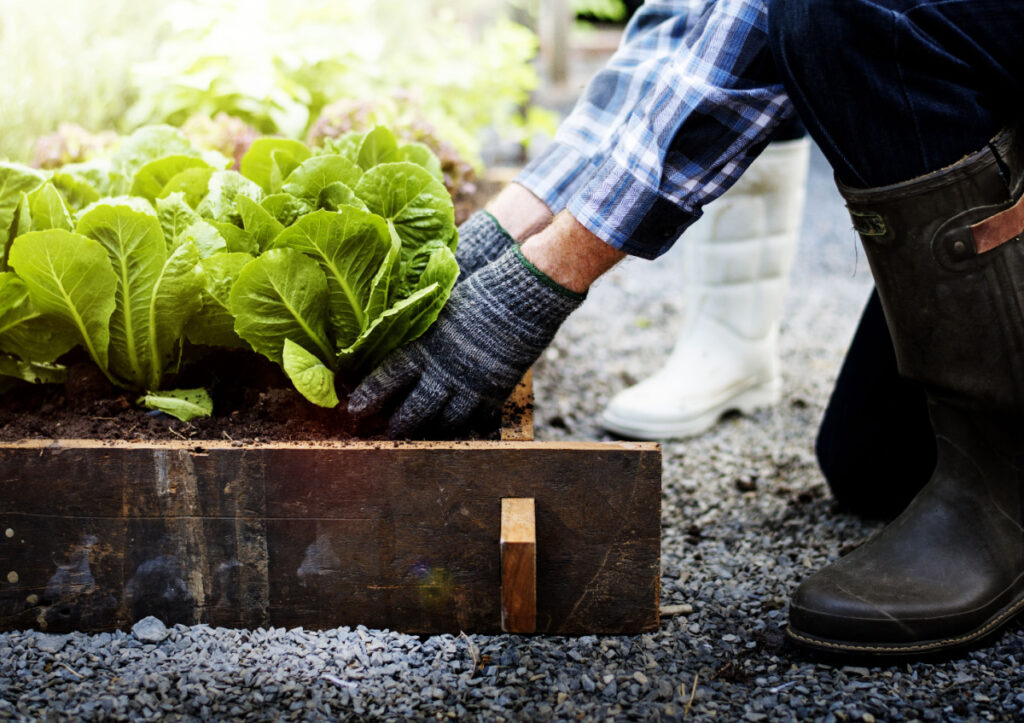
[0,349,389,443]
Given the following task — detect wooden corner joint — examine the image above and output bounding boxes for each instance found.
[500,497,536,633]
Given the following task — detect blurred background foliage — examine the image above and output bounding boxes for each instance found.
[0,0,561,173]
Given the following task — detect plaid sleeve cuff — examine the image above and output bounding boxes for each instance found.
[566,155,701,260]
[514,141,595,215]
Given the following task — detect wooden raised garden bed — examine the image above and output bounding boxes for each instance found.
[0,376,662,635]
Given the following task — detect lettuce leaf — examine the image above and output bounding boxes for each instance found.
[240,138,312,194]
[272,208,391,348]
[337,244,458,372]
[0,164,47,263]
[138,388,213,422]
[197,171,263,225]
[355,161,456,297]
[229,248,335,366]
[110,125,201,180]
[186,252,252,349]
[131,155,212,202]
[76,202,203,390]
[282,338,338,408]
[355,126,401,170]
[260,193,313,226]
[7,229,118,376]
[237,195,284,252]
[0,356,67,385]
[282,154,363,207]
[157,166,216,208]
[0,272,78,363]
[25,182,74,232]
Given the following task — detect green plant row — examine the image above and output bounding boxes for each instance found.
[0,124,459,421]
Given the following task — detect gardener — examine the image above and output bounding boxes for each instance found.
[350,0,1024,656]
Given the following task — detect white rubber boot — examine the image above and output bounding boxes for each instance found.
[601,137,811,439]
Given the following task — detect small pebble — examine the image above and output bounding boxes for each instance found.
[132,617,169,644]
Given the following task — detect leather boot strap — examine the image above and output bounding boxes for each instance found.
[971,190,1024,253]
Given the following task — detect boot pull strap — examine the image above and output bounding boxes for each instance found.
[971,192,1024,253]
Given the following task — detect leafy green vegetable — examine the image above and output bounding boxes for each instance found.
[0,164,46,262]
[197,171,264,226]
[186,252,252,348]
[25,183,74,232]
[260,193,313,226]
[281,155,362,206]
[0,122,462,418]
[111,125,201,180]
[131,155,211,201]
[76,202,203,389]
[7,229,118,377]
[157,166,216,208]
[157,193,201,249]
[138,388,214,422]
[272,208,391,347]
[317,182,367,213]
[0,356,67,385]
[0,272,78,363]
[337,244,458,371]
[237,195,284,252]
[240,138,312,193]
[51,171,102,213]
[355,126,401,170]
[355,161,456,298]
[229,248,335,366]
[282,338,338,408]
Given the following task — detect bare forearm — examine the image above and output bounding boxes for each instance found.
[519,212,626,294]
[485,183,554,242]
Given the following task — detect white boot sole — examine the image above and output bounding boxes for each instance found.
[600,378,781,440]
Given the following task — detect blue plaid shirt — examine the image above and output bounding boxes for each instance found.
[516,0,795,259]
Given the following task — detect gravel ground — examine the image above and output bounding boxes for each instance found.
[3,149,1024,721]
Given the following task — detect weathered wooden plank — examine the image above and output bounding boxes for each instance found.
[0,440,660,635]
[501,498,536,633]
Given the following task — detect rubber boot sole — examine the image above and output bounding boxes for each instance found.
[786,589,1024,657]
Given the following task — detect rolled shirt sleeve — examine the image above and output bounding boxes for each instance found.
[516,0,795,259]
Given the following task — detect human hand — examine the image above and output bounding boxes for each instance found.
[453,210,516,281]
[348,246,584,438]
[454,183,554,281]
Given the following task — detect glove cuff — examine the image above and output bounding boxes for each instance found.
[512,245,587,302]
[455,210,517,280]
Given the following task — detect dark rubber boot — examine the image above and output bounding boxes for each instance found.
[787,129,1024,656]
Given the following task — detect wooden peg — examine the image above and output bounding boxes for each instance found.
[501,497,536,633]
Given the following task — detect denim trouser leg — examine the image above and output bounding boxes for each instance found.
[768,0,1024,188]
[767,0,1024,512]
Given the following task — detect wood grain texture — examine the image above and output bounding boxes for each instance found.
[0,435,660,635]
[501,498,536,633]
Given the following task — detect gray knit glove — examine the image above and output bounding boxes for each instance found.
[454,210,517,281]
[348,245,585,438]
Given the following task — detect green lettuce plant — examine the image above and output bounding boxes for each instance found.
[0,123,459,418]
[228,126,459,407]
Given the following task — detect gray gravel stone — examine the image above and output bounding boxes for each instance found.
[132,616,170,644]
[34,633,71,654]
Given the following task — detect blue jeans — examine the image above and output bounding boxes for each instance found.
[768,0,1024,188]
[767,0,1024,513]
